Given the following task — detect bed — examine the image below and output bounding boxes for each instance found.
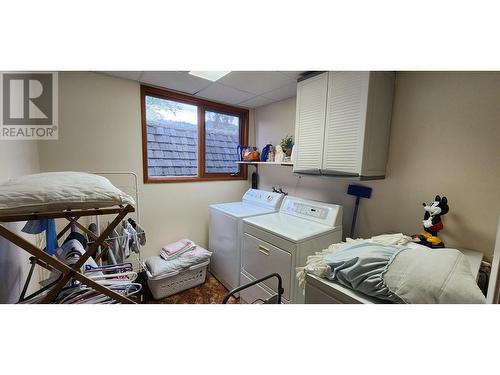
[298,233,489,304]
[0,172,137,304]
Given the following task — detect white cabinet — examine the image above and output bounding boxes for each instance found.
[293,72,328,173]
[293,71,395,179]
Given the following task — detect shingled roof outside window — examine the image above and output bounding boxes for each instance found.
[142,88,248,182]
[147,119,239,177]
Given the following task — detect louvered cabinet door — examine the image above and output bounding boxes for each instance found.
[293,72,328,173]
[322,72,370,176]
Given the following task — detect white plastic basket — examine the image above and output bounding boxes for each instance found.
[146,260,210,300]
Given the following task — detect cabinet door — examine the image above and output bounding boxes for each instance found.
[293,72,328,173]
[322,72,369,175]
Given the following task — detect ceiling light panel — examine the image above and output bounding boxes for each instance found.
[189,71,231,82]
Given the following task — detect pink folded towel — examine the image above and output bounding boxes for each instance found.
[161,239,194,257]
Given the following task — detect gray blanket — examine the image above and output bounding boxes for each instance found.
[324,242,404,303]
[322,240,486,304]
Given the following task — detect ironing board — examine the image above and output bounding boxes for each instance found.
[0,205,136,304]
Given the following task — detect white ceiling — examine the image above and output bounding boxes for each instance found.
[100,71,305,108]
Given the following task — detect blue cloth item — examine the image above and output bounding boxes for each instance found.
[22,219,59,255]
[324,242,405,303]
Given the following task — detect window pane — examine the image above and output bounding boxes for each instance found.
[205,111,240,174]
[145,95,198,177]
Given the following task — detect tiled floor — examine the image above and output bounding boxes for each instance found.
[148,272,238,304]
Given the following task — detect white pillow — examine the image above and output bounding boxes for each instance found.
[0,172,135,214]
[384,248,486,304]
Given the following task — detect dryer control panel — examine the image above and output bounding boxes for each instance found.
[280,196,342,227]
[242,189,284,210]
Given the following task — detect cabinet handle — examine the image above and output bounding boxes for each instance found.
[258,245,270,256]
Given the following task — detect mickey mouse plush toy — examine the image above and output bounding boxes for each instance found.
[415,195,449,248]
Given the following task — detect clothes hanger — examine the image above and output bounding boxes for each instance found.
[58,288,93,304]
[109,283,142,296]
[84,262,133,273]
[86,271,138,283]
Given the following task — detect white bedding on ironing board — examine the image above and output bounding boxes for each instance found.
[0,172,135,214]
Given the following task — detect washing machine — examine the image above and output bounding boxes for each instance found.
[240,196,343,304]
[208,189,284,292]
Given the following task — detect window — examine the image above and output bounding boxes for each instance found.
[141,85,248,183]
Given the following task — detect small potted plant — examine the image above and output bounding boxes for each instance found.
[280,135,294,160]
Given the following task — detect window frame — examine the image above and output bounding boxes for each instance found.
[141,85,249,184]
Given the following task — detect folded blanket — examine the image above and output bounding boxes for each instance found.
[146,246,212,278]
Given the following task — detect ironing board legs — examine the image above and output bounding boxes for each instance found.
[19,217,79,301]
[40,205,133,303]
[0,205,135,304]
[0,223,134,304]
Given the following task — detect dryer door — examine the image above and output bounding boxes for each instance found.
[209,207,241,291]
[241,233,292,300]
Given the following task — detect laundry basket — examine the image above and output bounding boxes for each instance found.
[146,260,210,300]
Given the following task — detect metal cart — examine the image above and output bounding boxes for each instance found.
[222,273,284,304]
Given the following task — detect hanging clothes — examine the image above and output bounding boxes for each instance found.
[128,223,140,254]
[63,231,88,249]
[136,223,147,246]
[128,218,146,246]
[118,223,131,259]
[107,228,122,264]
[39,239,102,288]
[87,223,98,242]
[22,219,58,255]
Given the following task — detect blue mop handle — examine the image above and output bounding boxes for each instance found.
[347,184,372,239]
[350,196,360,239]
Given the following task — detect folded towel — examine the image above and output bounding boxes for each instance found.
[160,244,196,261]
[162,239,193,255]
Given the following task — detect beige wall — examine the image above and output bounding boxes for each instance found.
[255,72,500,257]
[0,140,40,303]
[0,141,39,183]
[38,72,252,259]
[3,71,499,301]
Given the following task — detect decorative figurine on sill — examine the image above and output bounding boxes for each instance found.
[261,144,273,162]
[413,195,449,248]
[241,146,260,161]
[275,146,285,162]
[267,145,276,162]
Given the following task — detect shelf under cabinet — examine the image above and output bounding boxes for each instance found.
[236,161,293,166]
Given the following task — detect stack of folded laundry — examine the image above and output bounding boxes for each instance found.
[160,238,196,261]
[145,239,212,279]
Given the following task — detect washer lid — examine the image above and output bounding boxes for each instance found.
[243,212,340,242]
[210,202,277,218]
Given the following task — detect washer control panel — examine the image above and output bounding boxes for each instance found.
[242,189,284,209]
[280,196,342,227]
[291,202,329,220]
